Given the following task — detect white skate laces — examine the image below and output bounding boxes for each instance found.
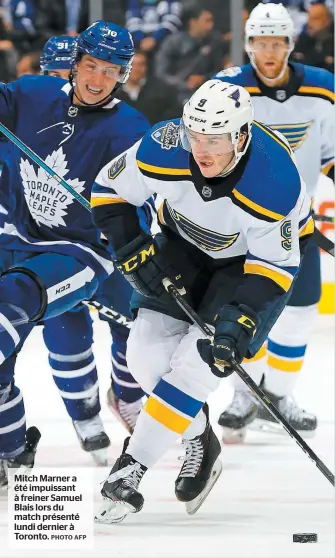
[278,396,309,421]
[106,461,144,488]
[179,438,204,478]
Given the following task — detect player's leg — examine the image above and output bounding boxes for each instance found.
[97,268,145,433]
[218,239,319,442]
[0,251,99,474]
[254,240,320,434]
[43,305,110,465]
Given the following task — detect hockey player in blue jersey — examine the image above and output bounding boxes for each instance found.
[0,20,151,484]
[37,35,147,464]
[213,2,334,442]
[92,80,314,521]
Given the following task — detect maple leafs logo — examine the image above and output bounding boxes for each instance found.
[20,147,85,228]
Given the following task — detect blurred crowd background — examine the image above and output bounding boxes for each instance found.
[0,0,334,124]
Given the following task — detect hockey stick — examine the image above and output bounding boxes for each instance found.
[314,214,334,224]
[82,300,132,329]
[162,278,335,487]
[0,123,135,327]
[314,227,334,257]
[0,122,90,210]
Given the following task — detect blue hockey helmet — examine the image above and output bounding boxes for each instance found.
[72,20,134,83]
[40,36,77,72]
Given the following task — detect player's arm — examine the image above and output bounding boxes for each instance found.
[0,81,19,130]
[320,95,335,183]
[91,140,152,251]
[91,139,183,298]
[198,189,314,375]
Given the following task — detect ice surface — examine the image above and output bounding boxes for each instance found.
[1,313,334,558]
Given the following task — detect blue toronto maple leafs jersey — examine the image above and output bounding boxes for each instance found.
[0,75,150,280]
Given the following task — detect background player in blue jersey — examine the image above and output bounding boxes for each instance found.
[37,35,148,465]
[213,3,334,442]
[0,20,151,485]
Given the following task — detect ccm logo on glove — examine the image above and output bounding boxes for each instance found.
[117,242,156,274]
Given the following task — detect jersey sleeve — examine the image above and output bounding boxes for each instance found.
[233,193,314,313]
[91,140,156,251]
[0,81,19,131]
[320,97,335,182]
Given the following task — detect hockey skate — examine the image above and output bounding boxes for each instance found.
[73,414,110,466]
[95,437,147,524]
[218,389,258,444]
[0,426,41,488]
[251,387,317,437]
[175,406,222,515]
[106,384,142,433]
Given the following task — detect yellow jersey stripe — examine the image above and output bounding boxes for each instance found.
[299,218,315,237]
[298,86,335,102]
[245,86,261,94]
[244,343,267,363]
[144,396,192,434]
[137,160,192,176]
[322,161,334,176]
[91,196,127,207]
[268,355,304,372]
[244,262,292,292]
[232,188,285,221]
[254,121,292,158]
[157,202,166,225]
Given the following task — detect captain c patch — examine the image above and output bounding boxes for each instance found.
[108,153,127,180]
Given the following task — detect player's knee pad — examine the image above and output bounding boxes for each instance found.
[268,304,318,347]
[0,266,47,321]
[43,304,93,354]
[126,309,188,394]
[169,324,220,402]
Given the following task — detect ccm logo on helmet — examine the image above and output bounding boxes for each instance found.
[189,116,206,123]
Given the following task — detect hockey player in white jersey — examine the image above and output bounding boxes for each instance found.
[214,2,334,442]
[92,80,314,521]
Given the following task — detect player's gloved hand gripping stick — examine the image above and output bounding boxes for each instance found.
[162,278,335,488]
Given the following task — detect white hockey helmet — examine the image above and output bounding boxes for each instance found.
[245,3,294,81]
[180,80,254,174]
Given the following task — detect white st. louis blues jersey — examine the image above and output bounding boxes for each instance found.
[92,119,313,297]
[214,63,335,196]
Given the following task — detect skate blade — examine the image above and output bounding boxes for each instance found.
[250,418,316,438]
[94,498,135,524]
[90,448,108,467]
[185,457,223,516]
[221,426,247,444]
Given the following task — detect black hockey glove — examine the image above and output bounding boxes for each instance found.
[197,304,259,378]
[114,232,184,299]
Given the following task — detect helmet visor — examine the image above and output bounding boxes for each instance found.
[180,120,234,156]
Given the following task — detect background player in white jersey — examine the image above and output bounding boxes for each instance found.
[91,80,313,522]
[0,21,151,486]
[214,2,334,442]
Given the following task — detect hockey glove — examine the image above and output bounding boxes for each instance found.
[114,232,184,299]
[197,304,259,378]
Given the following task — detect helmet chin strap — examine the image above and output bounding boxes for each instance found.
[248,50,291,86]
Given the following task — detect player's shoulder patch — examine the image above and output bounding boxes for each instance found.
[213,64,259,92]
[107,153,127,180]
[151,120,180,150]
[215,66,242,79]
[232,123,302,222]
[297,64,334,103]
[136,119,191,181]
